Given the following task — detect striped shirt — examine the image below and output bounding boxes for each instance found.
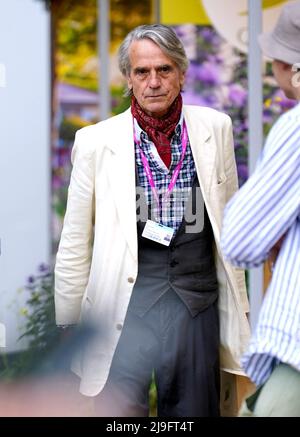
[221,102,300,386]
[134,116,196,233]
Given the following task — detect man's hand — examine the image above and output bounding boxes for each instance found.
[57,325,76,342]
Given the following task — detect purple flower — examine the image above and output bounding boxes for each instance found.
[263,111,273,124]
[174,26,186,38]
[234,143,244,151]
[233,124,244,135]
[237,163,248,182]
[197,62,221,86]
[228,84,247,107]
[52,174,63,190]
[200,28,214,41]
[242,119,249,130]
[38,263,49,273]
[182,90,209,106]
[271,89,296,110]
[278,97,295,110]
[207,54,223,65]
[58,149,71,167]
[185,62,201,83]
[27,275,35,284]
[199,27,222,46]
[111,98,118,108]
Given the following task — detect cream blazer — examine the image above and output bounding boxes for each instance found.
[55,105,250,397]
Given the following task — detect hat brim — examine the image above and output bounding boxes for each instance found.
[258,32,299,65]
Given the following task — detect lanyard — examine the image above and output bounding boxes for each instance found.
[133,118,188,209]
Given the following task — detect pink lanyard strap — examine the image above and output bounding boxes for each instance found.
[133,118,188,209]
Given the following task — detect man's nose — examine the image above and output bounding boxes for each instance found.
[148,71,160,88]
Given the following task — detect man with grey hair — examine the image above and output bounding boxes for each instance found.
[55,24,250,417]
[221,1,300,417]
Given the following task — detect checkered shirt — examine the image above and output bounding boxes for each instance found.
[134,116,196,232]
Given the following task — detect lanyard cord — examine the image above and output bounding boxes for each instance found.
[133,119,188,210]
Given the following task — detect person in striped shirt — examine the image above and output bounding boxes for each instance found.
[221,1,300,417]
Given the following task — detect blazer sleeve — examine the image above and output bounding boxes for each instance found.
[54,129,95,325]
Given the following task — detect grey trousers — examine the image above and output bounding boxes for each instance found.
[96,289,220,417]
[239,363,300,417]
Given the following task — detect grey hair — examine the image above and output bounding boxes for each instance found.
[118,24,189,96]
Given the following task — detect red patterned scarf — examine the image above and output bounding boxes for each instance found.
[131,94,183,168]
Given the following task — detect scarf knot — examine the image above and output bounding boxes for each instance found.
[131,94,183,168]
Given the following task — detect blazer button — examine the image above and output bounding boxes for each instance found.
[116,323,123,331]
[170,260,179,267]
[128,277,135,283]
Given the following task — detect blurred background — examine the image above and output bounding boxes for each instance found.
[0,0,295,413]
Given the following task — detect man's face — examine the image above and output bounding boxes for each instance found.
[127,39,185,118]
[272,59,296,100]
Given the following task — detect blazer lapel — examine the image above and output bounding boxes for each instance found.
[183,106,215,198]
[106,109,138,261]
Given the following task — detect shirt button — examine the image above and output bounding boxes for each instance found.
[128,277,135,283]
[116,324,123,331]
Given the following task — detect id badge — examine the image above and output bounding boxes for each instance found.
[142,220,174,246]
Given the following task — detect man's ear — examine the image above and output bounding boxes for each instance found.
[291,63,300,89]
[127,74,133,91]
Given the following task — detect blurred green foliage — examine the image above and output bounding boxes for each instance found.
[0,266,59,381]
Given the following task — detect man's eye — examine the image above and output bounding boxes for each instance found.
[160,66,171,73]
[136,69,147,76]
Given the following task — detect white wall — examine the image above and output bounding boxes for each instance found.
[0,0,50,352]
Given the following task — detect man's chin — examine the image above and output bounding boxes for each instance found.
[143,103,169,118]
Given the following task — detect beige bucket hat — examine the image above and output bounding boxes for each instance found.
[259,0,300,64]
